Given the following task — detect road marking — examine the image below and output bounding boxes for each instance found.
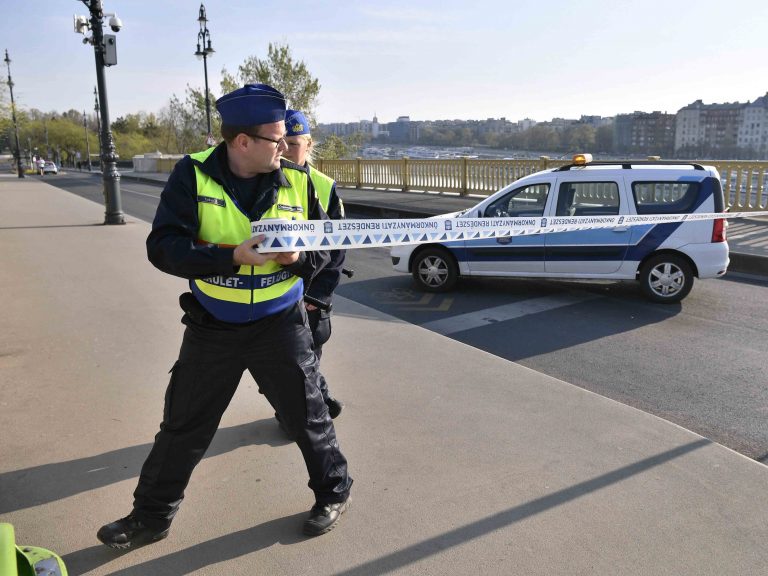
[121,187,161,199]
[397,293,434,306]
[407,297,454,312]
[420,292,600,335]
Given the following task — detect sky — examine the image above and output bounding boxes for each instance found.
[2,0,767,125]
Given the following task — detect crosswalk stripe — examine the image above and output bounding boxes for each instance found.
[420,292,600,335]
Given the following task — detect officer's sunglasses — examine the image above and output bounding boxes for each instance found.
[245,133,287,148]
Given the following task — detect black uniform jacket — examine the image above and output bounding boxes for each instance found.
[146,143,330,284]
[304,165,346,306]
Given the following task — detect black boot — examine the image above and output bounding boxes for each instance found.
[303,498,350,536]
[97,513,170,549]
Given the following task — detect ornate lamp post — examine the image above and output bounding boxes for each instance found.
[3,49,25,178]
[93,86,101,141]
[94,86,102,169]
[74,0,124,224]
[195,3,216,146]
[83,110,92,171]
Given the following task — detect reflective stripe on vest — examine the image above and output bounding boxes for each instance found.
[188,147,310,323]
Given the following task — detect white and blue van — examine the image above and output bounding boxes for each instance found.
[390,156,729,303]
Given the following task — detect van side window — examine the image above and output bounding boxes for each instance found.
[555,182,620,216]
[632,181,700,214]
[485,183,550,218]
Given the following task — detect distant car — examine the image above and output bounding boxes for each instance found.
[42,161,58,175]
[391,155,729,303]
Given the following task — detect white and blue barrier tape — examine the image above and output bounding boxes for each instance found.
[253,211,768,252]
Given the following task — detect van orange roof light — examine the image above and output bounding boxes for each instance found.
[572,153,593,165]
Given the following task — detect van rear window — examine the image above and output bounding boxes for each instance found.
[632,181,699,214]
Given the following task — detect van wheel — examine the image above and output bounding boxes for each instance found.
[412,247,458,292]
[639,254,693,303]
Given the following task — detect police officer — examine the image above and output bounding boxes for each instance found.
[282,109,345,420]
[96,84,353,549]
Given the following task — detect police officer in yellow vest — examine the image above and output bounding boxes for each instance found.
[281,109,345,422]
[97,84,352,549]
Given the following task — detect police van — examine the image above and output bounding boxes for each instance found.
[390,155,729,303]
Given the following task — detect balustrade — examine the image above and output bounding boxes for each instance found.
[315,157,768,212]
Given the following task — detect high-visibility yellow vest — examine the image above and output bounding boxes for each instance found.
[308,166,346,218]
[309,167,334,211]
[188,147,310,323]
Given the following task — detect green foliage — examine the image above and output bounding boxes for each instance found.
[314,134,348,160]
[112,131,154,160]
[595,125,614,153]
[314,132,369,160]
[6,111,97,164]
[220,42,320,123]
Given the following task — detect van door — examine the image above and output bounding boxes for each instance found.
[544,179,630,274]
[466,181,551,274]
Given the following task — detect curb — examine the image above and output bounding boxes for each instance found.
[728,253,768,277]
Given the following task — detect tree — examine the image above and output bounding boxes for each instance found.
[314,134,348,160]
[313,131,369,160]
[563,124,596,152]
[595,124,614,153]
[220,43,321,122]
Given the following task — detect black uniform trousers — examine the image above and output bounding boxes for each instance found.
[306,307,332,400]
[132,300,352,530]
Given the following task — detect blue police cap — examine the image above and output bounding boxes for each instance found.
[285,110,310,136]
[215,84,286,126]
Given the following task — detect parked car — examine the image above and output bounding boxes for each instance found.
[42,161,58,175]
[390,155,729,303]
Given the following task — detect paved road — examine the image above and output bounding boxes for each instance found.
[49,172,768,462]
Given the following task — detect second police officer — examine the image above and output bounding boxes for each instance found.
[282,109,346,422]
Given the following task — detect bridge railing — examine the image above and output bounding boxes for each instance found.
[315,157,768,212]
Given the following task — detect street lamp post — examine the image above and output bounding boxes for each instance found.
[195,3,215,146]
[83,110,92,171]
[94,86,102,170]
[75,0,124,224]
[3,49,25,178]
[93,86,101,143]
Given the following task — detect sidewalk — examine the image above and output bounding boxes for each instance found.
[119,171,768,277]
[2,178,768,575]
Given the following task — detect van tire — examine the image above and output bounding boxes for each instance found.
[412,247,458,292]
[639,254,693,303]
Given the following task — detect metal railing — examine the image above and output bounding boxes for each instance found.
[315,157,768,212]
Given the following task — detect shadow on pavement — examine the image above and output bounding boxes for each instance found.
[64,439,709,576]
[0,420,291,515]
[334,439,710,576]
[62,513,306,576]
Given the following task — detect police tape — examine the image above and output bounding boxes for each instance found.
[252,211,768,252]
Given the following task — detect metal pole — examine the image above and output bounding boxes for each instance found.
[203,51,211,136]
[93,86,101,134]
[89,0,124,224]
[4,49,25,178]
[196,4,215,146]
[83,110,92,171]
